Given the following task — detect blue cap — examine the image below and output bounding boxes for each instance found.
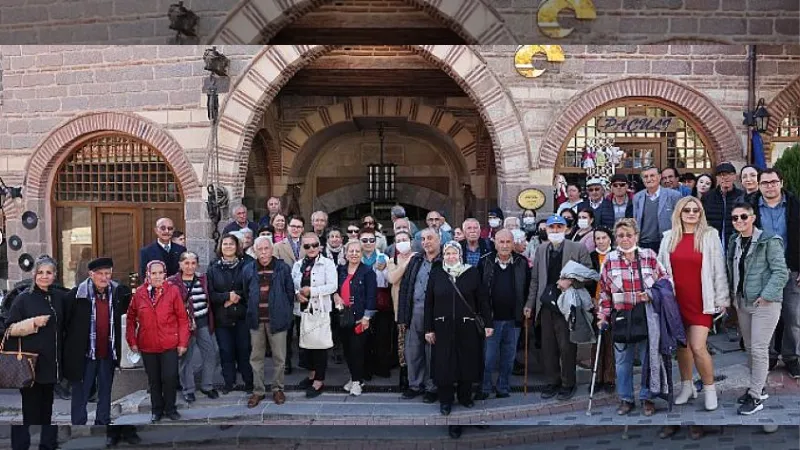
[546,215,567,226]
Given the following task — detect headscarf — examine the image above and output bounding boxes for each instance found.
[145,260,166,304]
[442,241,470,278]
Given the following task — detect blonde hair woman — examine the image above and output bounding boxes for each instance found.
[657,196,730,438]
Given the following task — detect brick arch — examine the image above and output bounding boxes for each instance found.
[281,97,478,177]
[208,0,514,45]
[24,112,202,203]
[314,182,451,219]
[538,77,742,168]
[213,44,531,198]
[765,74,800,139]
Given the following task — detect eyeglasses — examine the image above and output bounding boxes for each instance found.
[587,187,602,192]
[731,214,751,222]
[360,238,376,244]
[681,207,701,214]
[759,180,781,187]
[303,242,321,250]
[347,229,360,234]
[289,224,303,229]
[158,226,174,231]
[611,183,627,188]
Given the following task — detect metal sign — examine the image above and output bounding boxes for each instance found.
[596,116,679,134]
[517,188,547,211]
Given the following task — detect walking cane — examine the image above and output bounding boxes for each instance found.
[586,329,603,416]
[524,318,529,396]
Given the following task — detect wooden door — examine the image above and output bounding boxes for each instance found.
[96,208,139,287]
[615,141,663,175]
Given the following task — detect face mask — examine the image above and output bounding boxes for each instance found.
[395,241,411,254]
[538,230,548,241]
[618,245,639,254]
[547,232,565,244]
[522,217,536,225]
[564,218,575,228]
[488,218,501,228]
[577,219,590,229]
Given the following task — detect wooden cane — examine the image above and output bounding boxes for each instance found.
[524,318,529,396]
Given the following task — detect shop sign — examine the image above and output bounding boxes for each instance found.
[517,188,547,211]
[596,116,679,134]
[514,45,566,78]
[537,0,597,38]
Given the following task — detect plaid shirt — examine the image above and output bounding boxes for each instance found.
[597,248,668,323]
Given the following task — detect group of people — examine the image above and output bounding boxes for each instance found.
[2,160,798,447]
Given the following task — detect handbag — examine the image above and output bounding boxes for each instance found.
[447,277,486,336]
[338,305,356,328]
[0,330,38,389]
[300,300,333,350]
[611,251,649,344]
[376,288,392,312]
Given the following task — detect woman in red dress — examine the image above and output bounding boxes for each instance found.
[657,196,730,439]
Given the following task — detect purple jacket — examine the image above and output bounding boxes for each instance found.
[650,278,686,354]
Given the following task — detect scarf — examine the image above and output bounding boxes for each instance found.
[219,256,240,269]
[362,250,378,267]
[595,247,611,255]
[77,278,116,361]
[442,240,470,278]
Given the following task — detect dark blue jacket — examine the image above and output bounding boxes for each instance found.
[650,278,686,355]
[246,258,294,333]
[577,198,616,229]
[206,258,258,328]
[337,263,377,321]
[223,220,258,235]
[139,241,186,279]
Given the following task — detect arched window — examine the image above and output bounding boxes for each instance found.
[771,104,800,163]
[558,100,714,184]
[53,133,184,288]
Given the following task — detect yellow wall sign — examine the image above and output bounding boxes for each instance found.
[514,45,566,78]
[537,0,597,39]
[517,188,547,211]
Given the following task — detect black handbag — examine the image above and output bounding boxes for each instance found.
[447,277,486,336]
[611,251,649,344]
[338,305,357,328]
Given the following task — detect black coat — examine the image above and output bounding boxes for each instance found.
[139,241,186,279]
[749,189,800,273]
[577,198,616,229]
[61,281,131,382]
[397,253,442,325]
[2,286,67,385]
[206,258,259,328]
[424,264,491,385]
[477,252,530,325]
[460,238,494,264]
[702,186,745,250]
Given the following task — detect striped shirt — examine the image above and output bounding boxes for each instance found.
[183,277,209,328]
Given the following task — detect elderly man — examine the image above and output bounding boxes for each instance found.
[139,217,186,278]
[258,196,283,228]
[661,167,692,197]
[633,166,681,253]
[63,257,140,447]
[415,211,452,245]
[246,236,295,407]
[398,228,442,403]
[391,205,419,236]
[385,217,423,257]
[224,205,259,234]
[608,174,634,224]
[577,177,615,229]
[461,218,493,266]
[311,211,329,248]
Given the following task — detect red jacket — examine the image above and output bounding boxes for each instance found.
[126,281,190,353]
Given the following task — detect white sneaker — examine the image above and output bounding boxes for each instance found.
[674,380,697,405]
[343,380,353,392]
[350,381,362,396]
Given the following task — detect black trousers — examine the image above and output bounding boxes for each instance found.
[287,315,309,369]
[540,307,577,388]
[306,349,328,381]
[341,327,367,383]
[439,381,473,406]
[365,311,396,377]
[12,383,57,450]
[142,349,179,415]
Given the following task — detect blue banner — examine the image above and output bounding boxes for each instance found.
[752,129,767,169]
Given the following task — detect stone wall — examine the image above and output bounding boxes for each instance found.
[1,0,797,44]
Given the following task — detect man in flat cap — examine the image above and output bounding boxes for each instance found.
[63,257,140,447]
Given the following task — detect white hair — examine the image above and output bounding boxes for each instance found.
[253,235,273,250]
[240,227,253,236]
[511,229,527,244]
[504,217,520,228]
[311,210,328,221]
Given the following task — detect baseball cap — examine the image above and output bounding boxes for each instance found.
[610,174,628,185]
[546,215,567,226]
[714,162,736,175]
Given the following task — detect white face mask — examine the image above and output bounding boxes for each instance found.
[488,218,501,228]
[522,217,536,225]
[577,218,590,229]
[547,232,565,244]
[395,241,411,254]
[618,245,639,254]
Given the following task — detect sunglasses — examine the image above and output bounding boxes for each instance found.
[360,238,376,244]
[611,183,627,188]
[681,207,701,214]
[158,226,174,231]
[347,229,360,234]
[731,214,751,222]
[587,187,602,192]
[303,242,321,250]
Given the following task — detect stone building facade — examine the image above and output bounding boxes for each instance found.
[2,43,800,287]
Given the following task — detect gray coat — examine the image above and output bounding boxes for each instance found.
[525,240,592,319]
[633,187,682,239]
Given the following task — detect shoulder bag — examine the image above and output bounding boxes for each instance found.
[611,251,649,344]
[447,276,486,336]
[0,330,37,389]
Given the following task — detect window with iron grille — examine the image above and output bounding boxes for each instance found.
[774,104,800,139]
[55,134,183,203]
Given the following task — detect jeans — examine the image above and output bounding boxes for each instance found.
[770,273,800,363]
[481,320,520,395]
[71,357,114,425]
[614,342,651,403]
[215,320,254,388]
[250,323,287,395]
[179,325,217,395]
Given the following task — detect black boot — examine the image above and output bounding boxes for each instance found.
[399,366,409,391]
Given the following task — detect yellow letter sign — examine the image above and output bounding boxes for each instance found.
[537,0,597,38]
[514,45,566,78]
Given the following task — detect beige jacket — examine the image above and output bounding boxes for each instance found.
[657,228,730,314]
[273,238,305,266]
[386,253,414,321]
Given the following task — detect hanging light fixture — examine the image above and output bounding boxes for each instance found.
[367,122,396,203]
[0,176,22,203]
[168,1,199,42]
[743,98,771,133]
[203,46,230,77]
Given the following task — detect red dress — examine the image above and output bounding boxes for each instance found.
[670,233,712,328]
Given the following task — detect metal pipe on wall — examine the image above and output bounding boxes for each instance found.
[747,45,757,162]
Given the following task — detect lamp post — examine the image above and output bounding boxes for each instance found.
[367,122,396,205]
[203,47,230,243]
[743,98,771,167]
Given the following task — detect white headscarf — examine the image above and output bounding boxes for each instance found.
[442,241,470,278]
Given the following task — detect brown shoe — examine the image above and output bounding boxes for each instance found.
[273,391,286,405]
[642,400,656,416]
[247,394,266,408]
[659,425,679,439]
[616,401,635,415]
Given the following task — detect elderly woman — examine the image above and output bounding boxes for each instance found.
[728,202,788,416]
[167,252,219,404]
[597,219,671,417]
[424,241,492,416]
[126,260,190,422]
[334,240,377,396]
[588,227,615,393]
[503,216,521,232]
[3,256,65,450]
[387,230,416,391]
[322,227,346,266]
